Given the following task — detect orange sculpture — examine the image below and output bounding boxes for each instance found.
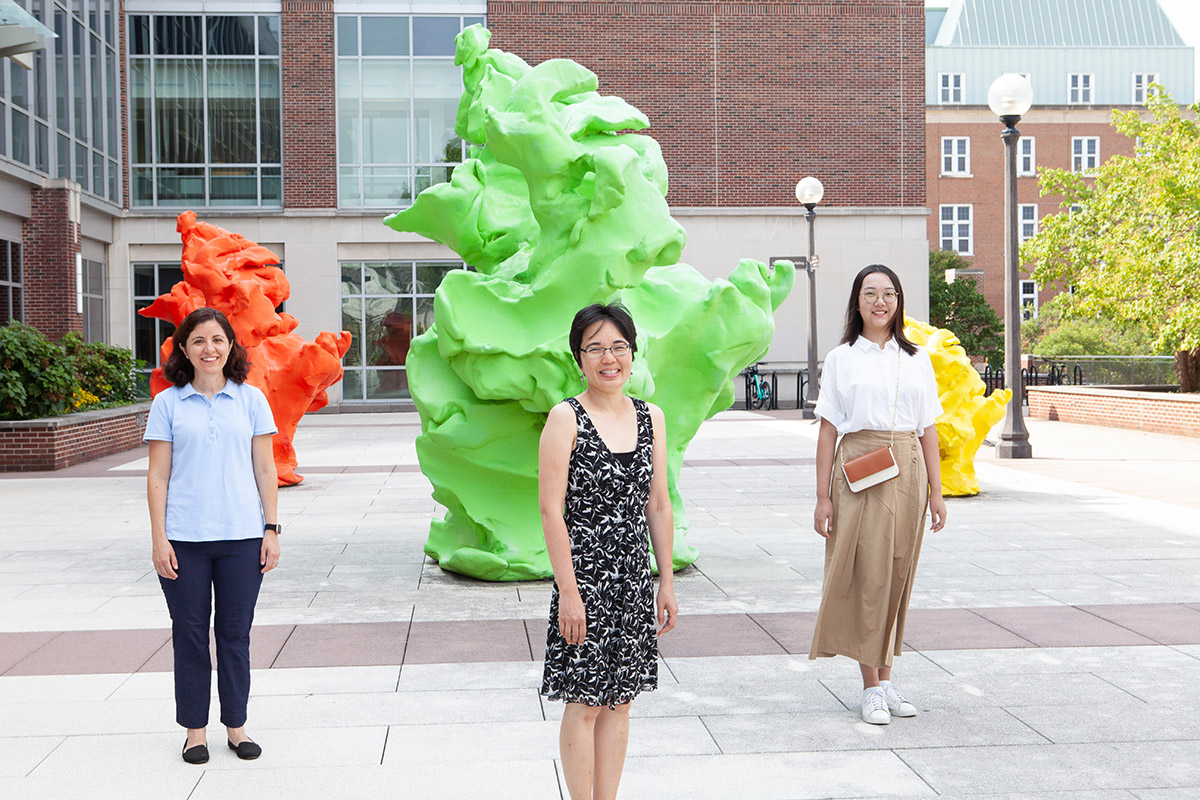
[140,211,352,485]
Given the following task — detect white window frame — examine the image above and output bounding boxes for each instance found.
[939,204,973,255]
[1019,204,1038,242]
[1068,73,1094,105]
[940,136,970,175]
[1018,136,1036,176]
[1132,72,1159,105]
[1072,136,1100,173]
[1021,280,1039,320]
[939,72,964,104]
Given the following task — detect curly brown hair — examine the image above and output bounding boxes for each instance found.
[163,308,251,386]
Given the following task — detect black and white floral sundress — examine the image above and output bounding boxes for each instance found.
[540,396,658,709]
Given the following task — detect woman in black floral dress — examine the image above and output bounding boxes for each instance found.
[539,303,678,800]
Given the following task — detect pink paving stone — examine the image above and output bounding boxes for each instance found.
[1075,604,1200,645]
[657,613,786,658]
[271,622,410,668]
[971,606,1158,648]
[524,619,547,662]
[138,625,297,672]
[6,629,171,675]
[403,619,531,665]
[747,611,817,654]
[901,608,1038,651]
[0,631,60,674]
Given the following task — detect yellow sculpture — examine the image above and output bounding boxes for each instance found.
[904,317,1011,497]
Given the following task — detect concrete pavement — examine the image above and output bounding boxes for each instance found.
[1,410,1198,799]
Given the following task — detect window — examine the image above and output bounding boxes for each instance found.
[1,240,22,323]
[939,205,972,255]
[129,14,282,207]
[938,73,964,104]
[941,137,969,175]
[1072,137,1099,173]
[339,260,468,400]
[1132,73,1159,105]
[1068,73,1093,104]
[1019,205,1038,242]
[1019,137,1036,176]
[132,262,184,378]
[1021,280,1039,320]
[336,14,484,208]
[1,2,116,199]
[82,258,106,342]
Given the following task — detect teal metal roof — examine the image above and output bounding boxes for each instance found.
[932,0,1185,48]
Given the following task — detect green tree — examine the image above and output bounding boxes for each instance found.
[1021,87,1200,391]
[928,249,1004,367]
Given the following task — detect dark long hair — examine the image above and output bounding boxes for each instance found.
[841,264,918,356]
[163,307,252,387]
[569,302,638,367]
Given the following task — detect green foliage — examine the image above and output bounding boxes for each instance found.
[928,249,1005,367]
[59,332,145,405]
[1020,87,1200,354]
[1021,297,1164,358]
[0,323,76,419]
[0,323,145,420]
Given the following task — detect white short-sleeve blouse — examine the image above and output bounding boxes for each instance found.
[814,336,943,435]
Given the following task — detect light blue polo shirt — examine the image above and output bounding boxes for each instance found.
[144,380,278,542]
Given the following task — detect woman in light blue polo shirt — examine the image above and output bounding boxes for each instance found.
[144,307,280,765]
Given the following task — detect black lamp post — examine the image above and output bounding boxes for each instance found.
[988,73,1034,459]
[795,176,824,419]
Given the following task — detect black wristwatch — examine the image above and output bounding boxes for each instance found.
[264,523,281,535]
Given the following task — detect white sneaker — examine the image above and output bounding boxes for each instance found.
[861,687,891,725]
[880,680,917,717]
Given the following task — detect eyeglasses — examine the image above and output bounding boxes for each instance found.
[579,343,632,358]
[862,290,900,305]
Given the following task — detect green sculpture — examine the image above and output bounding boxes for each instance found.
[385,26,794,580]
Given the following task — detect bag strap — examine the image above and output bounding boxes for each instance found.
[888,343,901,449]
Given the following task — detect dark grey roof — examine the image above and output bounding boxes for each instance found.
[933,0,1186,48]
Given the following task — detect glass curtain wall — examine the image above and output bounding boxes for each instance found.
[339,260,465,400]
[129,13,282,207]
[0,1,119,202]
[132,262,183,378]
[336,14,482,208]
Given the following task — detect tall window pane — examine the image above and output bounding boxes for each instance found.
[208,61,257,163]
[155,60,205,163]
[155,16,202,56]
[413,17,459,56]
[259,61,281,163]
[361,17,408,56]
[130,60,152,163]
[362,60,410,164]
[414,60,458,163]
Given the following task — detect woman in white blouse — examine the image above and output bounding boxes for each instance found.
[810,264,946,726]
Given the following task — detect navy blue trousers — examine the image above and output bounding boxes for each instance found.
[159,538,263,729]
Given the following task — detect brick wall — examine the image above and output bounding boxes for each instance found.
[0,404,151,472]
[926,111,1138,316]
[21,184,83,339]
[1027,387,1200,438]
[487,0,927,208]
[281,0,337,207]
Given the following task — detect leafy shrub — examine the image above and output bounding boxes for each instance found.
[1022,296,1166,358]
[0,323,76,419]
[0,323,145,420]
[59,332,145,404]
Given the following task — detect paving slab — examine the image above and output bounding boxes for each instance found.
[271,622,409,668]
[971,606,1159,647]
[5,629,169,676]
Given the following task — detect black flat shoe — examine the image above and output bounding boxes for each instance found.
[182,742,209,764]
[228,739,262,760]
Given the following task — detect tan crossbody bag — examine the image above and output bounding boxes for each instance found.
[840,346,902,493]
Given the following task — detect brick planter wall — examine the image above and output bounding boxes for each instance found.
[0,402,152,472]
[1027,387,1200,438]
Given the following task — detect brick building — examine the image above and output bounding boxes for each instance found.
[2,1,928,406]
[925,0,1195,319]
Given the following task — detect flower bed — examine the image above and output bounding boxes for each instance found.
[0,402,152,472]
[1026,386,1199,438]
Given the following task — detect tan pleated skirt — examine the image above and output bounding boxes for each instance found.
[809,429,928,668]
